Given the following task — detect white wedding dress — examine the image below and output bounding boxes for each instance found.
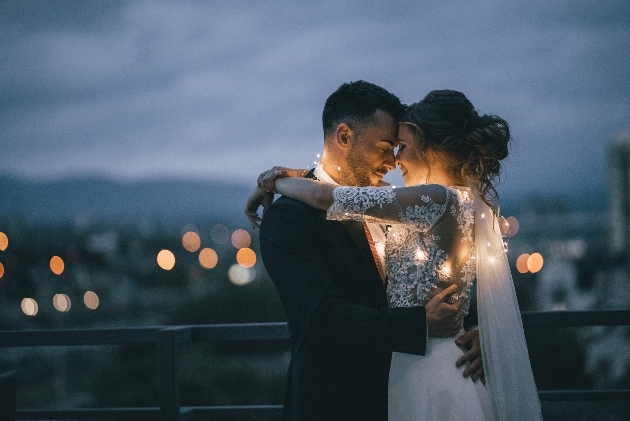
[327,184,542,421]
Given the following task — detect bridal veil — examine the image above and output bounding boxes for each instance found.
[474,191,543,420]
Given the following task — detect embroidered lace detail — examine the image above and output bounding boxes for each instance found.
[327,186,396,221]
[400,196,447,231]
[386,186,476,317]
[449,187,474,243]
[324,183,476,318]
[457,244,475,316]
[386,228,446,308]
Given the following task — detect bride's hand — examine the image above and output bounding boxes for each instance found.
[244,186,274,229]
[257,166,307,193]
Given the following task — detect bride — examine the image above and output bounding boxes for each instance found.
[248,90,542,421]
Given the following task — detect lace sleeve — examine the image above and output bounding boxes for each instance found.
[326,184,450,231]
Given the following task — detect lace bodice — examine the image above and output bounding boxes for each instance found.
[327,184,475,315]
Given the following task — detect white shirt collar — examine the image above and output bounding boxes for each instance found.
[313,163,339,185]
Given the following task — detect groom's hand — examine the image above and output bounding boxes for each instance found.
[245,186,274,229]
[425,285,463,338]
[455,330,485,384]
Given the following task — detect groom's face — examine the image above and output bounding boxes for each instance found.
[344,110,398,187]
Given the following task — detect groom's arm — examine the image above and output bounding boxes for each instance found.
[260,197,428,355]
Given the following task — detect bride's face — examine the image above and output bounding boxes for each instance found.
[396,124,429,186]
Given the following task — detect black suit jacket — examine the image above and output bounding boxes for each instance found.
[260,193,427,421]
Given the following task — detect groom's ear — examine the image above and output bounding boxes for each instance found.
[334,123,354,150]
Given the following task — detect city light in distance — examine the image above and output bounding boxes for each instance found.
[198,247,218,269]
[228,264,255,285]
[84,291,99,309]
[53,294,72,312]
[231,229,251,249]
[157,249,176,270]
[50,256,65,275]
[506,216,519,236]
[527,253,544,273]
[498,216,519,237]
[516,253,530,273]
[210,224,230,244]
[182,231,201,252]
[21,298,38,316]
[0,232,8,251]
[236,247,256,268]
[516,252,544,274]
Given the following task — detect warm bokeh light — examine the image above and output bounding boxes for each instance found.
[157,249,176,270]
[182,231,201,252]
[506,216,519,236]
[236,247,256,268]
[527,253,544,273]
[84,291,99,309]
[0,232,8,251]
[50,256,65,275]
[499,216,510,236]
[0,262,4,279]
[21,298,38,316]
[231,229,251,249]
[228,264,255,285]
[516,253,530,273]
[210,224,230,244]
[53,294,71,312]
[198,247,218,269]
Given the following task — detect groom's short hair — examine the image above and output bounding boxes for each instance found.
[322,80,405,138]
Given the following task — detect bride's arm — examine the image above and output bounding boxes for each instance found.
[327,184,451,230]
[274,178,336,210]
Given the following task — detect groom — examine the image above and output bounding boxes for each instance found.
[254,81,481,421]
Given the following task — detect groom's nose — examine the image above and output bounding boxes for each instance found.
[384,152,396,170]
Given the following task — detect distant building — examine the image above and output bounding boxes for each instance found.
[609,131,630,260]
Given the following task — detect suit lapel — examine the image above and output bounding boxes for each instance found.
[308,167,382,285]
[340,220,382,283]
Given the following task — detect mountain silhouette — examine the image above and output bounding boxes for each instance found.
[0,176,253,223]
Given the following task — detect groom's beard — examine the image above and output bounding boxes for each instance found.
[345,149,380,187]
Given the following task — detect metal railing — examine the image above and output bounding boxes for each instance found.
[1,310,630,420]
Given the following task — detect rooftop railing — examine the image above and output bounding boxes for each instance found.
[1,310,630,420]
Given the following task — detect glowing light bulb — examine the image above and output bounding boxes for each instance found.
[481,213,485,219]
[440,264,451,277]
[416,249,426,261]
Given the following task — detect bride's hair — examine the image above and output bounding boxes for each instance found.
[403,90,511,211]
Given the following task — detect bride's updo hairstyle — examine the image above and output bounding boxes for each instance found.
[403,90,511,210]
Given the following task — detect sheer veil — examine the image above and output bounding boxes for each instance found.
[473,191,543,420]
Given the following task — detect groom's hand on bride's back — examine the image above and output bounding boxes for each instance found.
[425,285,464,338]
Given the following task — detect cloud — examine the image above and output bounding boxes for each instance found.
[0,0,628,203]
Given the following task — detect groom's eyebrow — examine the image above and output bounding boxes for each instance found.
[380,139,397,147]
